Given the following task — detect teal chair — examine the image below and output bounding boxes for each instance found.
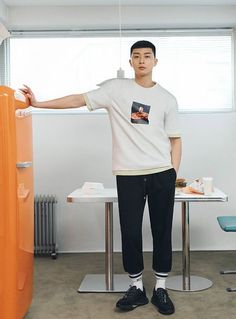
[217,216,236,292]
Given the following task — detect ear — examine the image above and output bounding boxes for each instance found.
[129,59,133,67]
[154,58,158,66]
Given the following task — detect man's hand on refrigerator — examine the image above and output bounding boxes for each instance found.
[19,85,38,107]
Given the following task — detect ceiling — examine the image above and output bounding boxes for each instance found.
[3,0,236,6]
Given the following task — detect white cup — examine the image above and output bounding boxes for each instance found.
[202,177,213,195]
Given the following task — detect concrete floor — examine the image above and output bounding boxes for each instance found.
[25,251,236,319]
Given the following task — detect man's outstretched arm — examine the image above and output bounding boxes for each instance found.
[20,84,86,109]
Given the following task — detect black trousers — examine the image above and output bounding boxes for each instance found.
[116,168,176,275]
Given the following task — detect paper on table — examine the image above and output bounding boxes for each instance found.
[82,182,104,195]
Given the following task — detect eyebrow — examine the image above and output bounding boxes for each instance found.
[132,52,152,55]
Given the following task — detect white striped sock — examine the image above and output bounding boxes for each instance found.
[129,271,143,291]
[154,272,168,290]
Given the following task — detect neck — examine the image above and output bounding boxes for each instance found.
[135,74,155,88]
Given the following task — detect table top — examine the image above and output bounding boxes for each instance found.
[67,187,228,203]
[174,187,228,202]
[67,188,118,203]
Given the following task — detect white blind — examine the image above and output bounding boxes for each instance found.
[0,22,10,85]
[0,39,9,86]
[8,29,233,113]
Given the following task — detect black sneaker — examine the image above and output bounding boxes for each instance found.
[151,288,175,315]
[116,285,149,311]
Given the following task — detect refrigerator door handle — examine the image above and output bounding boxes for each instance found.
[16,161,33,168]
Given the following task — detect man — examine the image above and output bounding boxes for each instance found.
[21,40,182,315]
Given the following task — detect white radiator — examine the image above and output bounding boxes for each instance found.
[34,195,58,259]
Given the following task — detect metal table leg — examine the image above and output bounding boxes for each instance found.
[78,202,128,292]
[105,202,114,290]
[182,201,190,290]
[166,202,213,292]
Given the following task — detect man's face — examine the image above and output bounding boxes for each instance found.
[129,47,157,76]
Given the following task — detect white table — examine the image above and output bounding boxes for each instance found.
[67,187,227,293]
[169,187,228,292]
[67,188,125,292]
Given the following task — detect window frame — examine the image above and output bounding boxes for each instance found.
[2,28,235,114]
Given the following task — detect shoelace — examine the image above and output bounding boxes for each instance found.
[156,289,168,304]
[123,285,138,299]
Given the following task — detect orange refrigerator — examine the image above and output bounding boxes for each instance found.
[0,86,34,319]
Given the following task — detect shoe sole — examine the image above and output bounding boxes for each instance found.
[151,299,175,315]
[116,298,149,311]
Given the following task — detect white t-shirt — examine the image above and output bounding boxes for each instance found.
[84,78,181,176]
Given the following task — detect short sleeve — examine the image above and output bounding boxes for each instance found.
[83,79,113,112]
[165,96,181,138]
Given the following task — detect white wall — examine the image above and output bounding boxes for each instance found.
[7,4,236,252]
[7,5,236,30]
[32,110,236,253]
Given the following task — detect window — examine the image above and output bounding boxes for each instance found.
[8,29,234,113]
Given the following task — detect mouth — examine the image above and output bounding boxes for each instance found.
[138,67,146,70]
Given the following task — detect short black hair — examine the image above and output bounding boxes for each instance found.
[130,40,156,57]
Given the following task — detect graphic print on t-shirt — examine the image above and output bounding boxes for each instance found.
[131,101,151,124]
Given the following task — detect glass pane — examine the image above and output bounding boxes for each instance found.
[155,35,232,111]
